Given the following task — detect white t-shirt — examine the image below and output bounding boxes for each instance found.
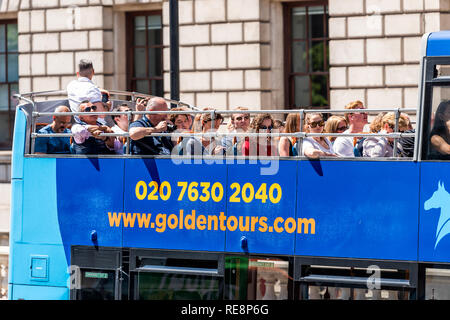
[67,77,102,112]
[302,137,335,155]
[362,130,393,157]
[333,129,355,157]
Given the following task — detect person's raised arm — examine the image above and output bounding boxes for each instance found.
[431,134,450,155]
[129,120,169,140]
[278,137,291,157]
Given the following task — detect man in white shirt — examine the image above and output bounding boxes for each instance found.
[333,100,368,157]
[67,59,110,124]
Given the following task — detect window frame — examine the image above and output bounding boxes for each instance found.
[125,11,164,97]
[0,19,18,150]
[420,56,450,161]
[283,1,329,109]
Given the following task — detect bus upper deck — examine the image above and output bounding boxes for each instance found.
[7,31,450,301]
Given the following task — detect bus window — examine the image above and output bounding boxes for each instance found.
[77,269,116,300]
[136,272,220,300]
[130,252,223,300]
[426,86,450,160]
[425,268,450,300]
[298,265,411,300]
[225,256,290,300]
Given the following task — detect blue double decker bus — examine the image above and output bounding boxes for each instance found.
[7,31,450,300]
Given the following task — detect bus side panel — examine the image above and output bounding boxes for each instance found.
[9,243,68,291]
[225,160,297,255]
[56,158,125,264]
[295,160,419,261]
[22,158,64,244]
[419,162,450,263]
[11,284,69,300]
[123,158,227,251]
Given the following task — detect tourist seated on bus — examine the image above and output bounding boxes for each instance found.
[128,97,174,155]
[35,105,72,154]
[71,101,115,155]
[241,113,278,157]
[429,100,450,159]
[273,119,285,132]
[324,115,348,144]
[369,112,386,133]
[185,108,225,156]
[333,100,368,157]
[109,104,133,154]
[302,113,336,158]
[278,113,300,156]
[221,107,251,155]
[168,106,193,155]
[362,112,409,158]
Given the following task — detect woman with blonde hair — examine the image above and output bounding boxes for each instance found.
[324,115,348,143]
[302,113,336,158]
[278,113,300,156]
[241,113,278,156]
[185,108,225,156]
[363,112,409,157]
[369,112,386,133]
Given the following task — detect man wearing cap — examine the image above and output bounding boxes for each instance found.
[67,59,110,124]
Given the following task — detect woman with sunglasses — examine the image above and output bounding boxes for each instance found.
[241,113,278,157]
[185,108,225,156]
[302,113,335,158]
[324,115,348,144]
[278,113,300,156]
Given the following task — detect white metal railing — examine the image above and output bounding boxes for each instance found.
[15,91,417,160]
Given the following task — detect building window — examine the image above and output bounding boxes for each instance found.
[0,232,8,300]
[284,1,329,109]
[126,11,163,97]
[0,20,18,149]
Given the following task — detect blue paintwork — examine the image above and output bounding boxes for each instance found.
[123,158,227,251]
[226,160,297,254]
[419,163,450,263]
[56,158,125,263]
[426,31,450,57]
[11,284,69,300]
[296,160,419,261]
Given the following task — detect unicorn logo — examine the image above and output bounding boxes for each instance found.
[424,181,450,249]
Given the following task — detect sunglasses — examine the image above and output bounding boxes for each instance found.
[235,115,250,121]
[259,125,273,130]
[337,126,348,131]
[308,120,325,128]
[388,124,405,132]
[84,105,97,112]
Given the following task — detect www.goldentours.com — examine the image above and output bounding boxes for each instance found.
[107,210,316,234]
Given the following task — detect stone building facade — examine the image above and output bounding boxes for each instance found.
[329,0,450,109]
[0,0,450,299]
[2,0,448,113]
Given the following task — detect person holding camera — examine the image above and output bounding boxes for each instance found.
[129,97,174,155]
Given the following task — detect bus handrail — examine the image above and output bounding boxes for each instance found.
[16,92,418,159]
